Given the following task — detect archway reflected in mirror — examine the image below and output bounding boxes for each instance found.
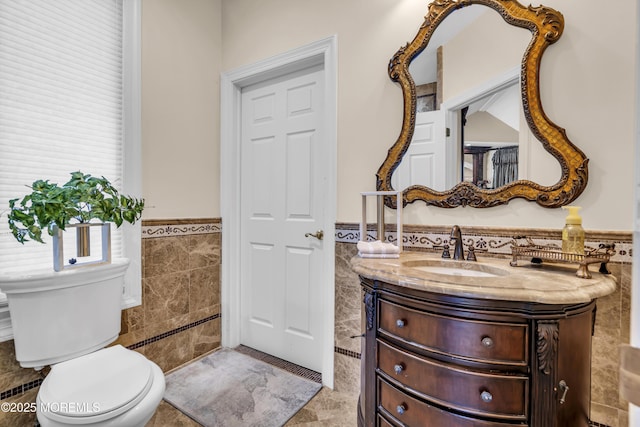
[379,0,587,208]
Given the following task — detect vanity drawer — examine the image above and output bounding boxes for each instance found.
[378,377,528,427]
[377,415,394,427]
[378,299,528,365]
[378,340,528,420]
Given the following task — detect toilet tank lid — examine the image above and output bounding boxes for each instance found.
[39,345,153,417]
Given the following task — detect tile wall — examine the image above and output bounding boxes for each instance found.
[333,223,632,427]
[0,218,222,427]
[117,218,222,371]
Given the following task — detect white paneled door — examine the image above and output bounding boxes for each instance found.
[391,110,447,192]
[240,64,325,372]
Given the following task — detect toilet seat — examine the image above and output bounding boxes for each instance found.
[38,345,154,424]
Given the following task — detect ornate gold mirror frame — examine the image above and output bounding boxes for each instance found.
[377,0,588,208]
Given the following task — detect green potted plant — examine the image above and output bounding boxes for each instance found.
[7,171,144,269]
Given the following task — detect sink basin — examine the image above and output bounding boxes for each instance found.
[402,259,510,278]
[411,265,499,277]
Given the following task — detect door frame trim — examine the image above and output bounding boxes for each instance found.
[220,36,337,387]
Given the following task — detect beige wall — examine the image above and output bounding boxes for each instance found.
[217,0,636,231]
[139,0,636,228]
[442,6,528,101]
[141,0,222,219]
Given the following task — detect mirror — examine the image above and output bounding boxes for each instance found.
[378,0,588,208]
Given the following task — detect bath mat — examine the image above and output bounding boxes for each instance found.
[163,348,322,427]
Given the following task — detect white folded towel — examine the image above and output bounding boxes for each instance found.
[358,252,400,259]
[357,240,400,258]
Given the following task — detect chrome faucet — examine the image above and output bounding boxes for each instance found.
[450,225,464,261]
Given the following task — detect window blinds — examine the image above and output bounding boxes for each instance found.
[0,0,125,273]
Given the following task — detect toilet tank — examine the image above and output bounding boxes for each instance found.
[0,259,129,369]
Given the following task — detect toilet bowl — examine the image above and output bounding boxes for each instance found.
[0,260,165,426]
[36,345,165,427]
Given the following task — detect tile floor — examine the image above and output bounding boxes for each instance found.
[284,387,359,426]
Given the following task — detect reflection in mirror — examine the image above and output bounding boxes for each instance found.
[462,83,520,189]
[393,4,541,192]
[380,0,588,208]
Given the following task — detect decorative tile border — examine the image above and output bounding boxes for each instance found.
[336,223,633,264]
[142,219,221,239]
[126,313,220,350]
[0,378,43,401]
[335,346,361,360]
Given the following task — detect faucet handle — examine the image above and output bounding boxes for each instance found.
[441,244,451,259]
[466,246,477,262]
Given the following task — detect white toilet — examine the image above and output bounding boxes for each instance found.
[0,259,165,426]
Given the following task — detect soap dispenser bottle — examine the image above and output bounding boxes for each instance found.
[562,206,585,255]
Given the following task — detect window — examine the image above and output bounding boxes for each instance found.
[0,0,141,335]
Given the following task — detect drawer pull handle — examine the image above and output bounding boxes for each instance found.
[396,319,406,328]
[480,391,493,403]
[394,364,404,375]
[396,404,406,415]
[481,336,494,348]
[558,380,570,404]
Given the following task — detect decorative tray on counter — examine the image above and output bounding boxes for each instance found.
[510,236,615,279]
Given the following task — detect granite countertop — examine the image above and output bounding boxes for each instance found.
[351,252,617,304]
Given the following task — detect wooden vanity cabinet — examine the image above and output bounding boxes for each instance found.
[358,277,596,427]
